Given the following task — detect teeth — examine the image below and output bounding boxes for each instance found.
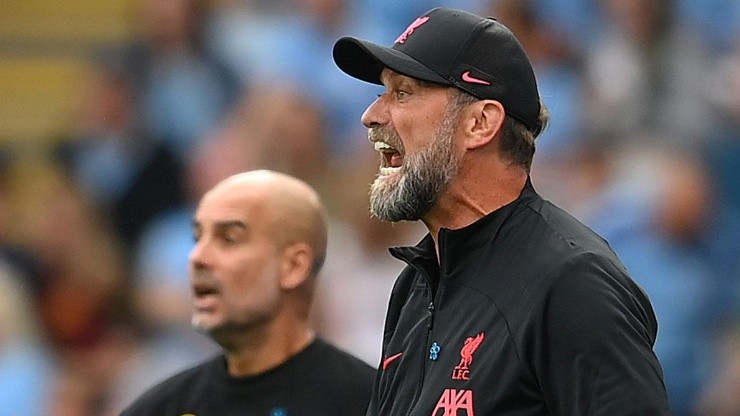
[379,166,401,176]
[374,142,396,152]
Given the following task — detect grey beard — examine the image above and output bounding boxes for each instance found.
[369,118,459,222]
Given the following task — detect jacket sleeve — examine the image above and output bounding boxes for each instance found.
[534,252,670,416]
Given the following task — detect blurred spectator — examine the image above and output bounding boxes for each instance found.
[55,60,186,259]
[23,173,132,414]
[0,265,52,416]
[28,175,127,354]
[486,0,585,161]
[211,0,395,159]
[234,86,329,185]
[676,0,740,54]
[523,0,599,53]
[584,0,712,144]
[344,0,488,45]
[0,150,43,292]
[697,325,740,416]
[704,39,740,213]
[44,370,99,416]
[699,39,740,341]
[127,0,240,159]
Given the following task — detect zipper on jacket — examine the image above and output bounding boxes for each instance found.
[427,301,435,329]
[420,298,435,381]
[416,281,445,406]
[404,242,446,411]
[409,283,436,410]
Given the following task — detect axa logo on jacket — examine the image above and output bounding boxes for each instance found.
[432,388,475,415]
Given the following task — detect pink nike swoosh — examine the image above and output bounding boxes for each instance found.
[382,352,403,370]
[461,71,491,85]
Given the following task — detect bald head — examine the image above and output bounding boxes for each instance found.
[202,170,328,275]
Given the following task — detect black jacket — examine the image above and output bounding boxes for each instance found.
[368,181,669,415]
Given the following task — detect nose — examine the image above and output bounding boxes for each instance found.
[189,239,211,270]
[361,95,388,129]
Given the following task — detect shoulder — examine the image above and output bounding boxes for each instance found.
[120,356,221,415]
[272,339,374,412]
[518,195,616,257]
[495,193,631,284]
[475,194,628,293]
[299,339,376,392]
[305,338,376,376]
[493,196,657,333]
[537,250,658,350]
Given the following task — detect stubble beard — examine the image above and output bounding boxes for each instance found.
[190,261,281,351]
[369,112,460,222]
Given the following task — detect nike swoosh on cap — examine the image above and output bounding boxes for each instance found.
[461,71,491,85]
[382,352,403,370]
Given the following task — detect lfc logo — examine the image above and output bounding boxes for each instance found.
[451,332,485,381]
[432,388,474,415]
[395,16,430,44]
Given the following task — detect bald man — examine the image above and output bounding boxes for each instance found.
[121,170,375,416]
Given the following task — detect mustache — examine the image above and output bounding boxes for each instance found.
[190,271,222,292]
[368,126,404,153]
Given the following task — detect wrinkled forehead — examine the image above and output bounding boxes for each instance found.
[195,187,270,226]
[380,68,446,90]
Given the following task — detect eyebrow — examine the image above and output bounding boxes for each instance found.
[380,70,402,86]
[216,220,247,230]
[191,219,249,231]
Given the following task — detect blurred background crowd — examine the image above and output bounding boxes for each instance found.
[0,0,738,415]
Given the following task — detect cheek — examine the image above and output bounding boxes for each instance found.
[392,109,446,151]
[222,252,282,307]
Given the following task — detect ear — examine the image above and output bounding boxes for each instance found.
[462,100,505,151]
[279,242,314,291]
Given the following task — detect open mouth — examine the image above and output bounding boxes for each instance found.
[192,280,220,311]
[192,281,219,298]
[374,141,403,175]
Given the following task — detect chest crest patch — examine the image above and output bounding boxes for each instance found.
[451,332,485,381]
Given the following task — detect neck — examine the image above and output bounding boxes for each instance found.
[422,161,527,250]
[223,317,315,377]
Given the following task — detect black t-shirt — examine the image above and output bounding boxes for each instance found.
[121,338,375,416]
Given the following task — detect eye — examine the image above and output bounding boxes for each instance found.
[222,233,238,244]
[395,89,410,100]
[222,228,247,245]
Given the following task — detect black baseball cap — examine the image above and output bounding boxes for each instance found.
[333,7,541,132]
